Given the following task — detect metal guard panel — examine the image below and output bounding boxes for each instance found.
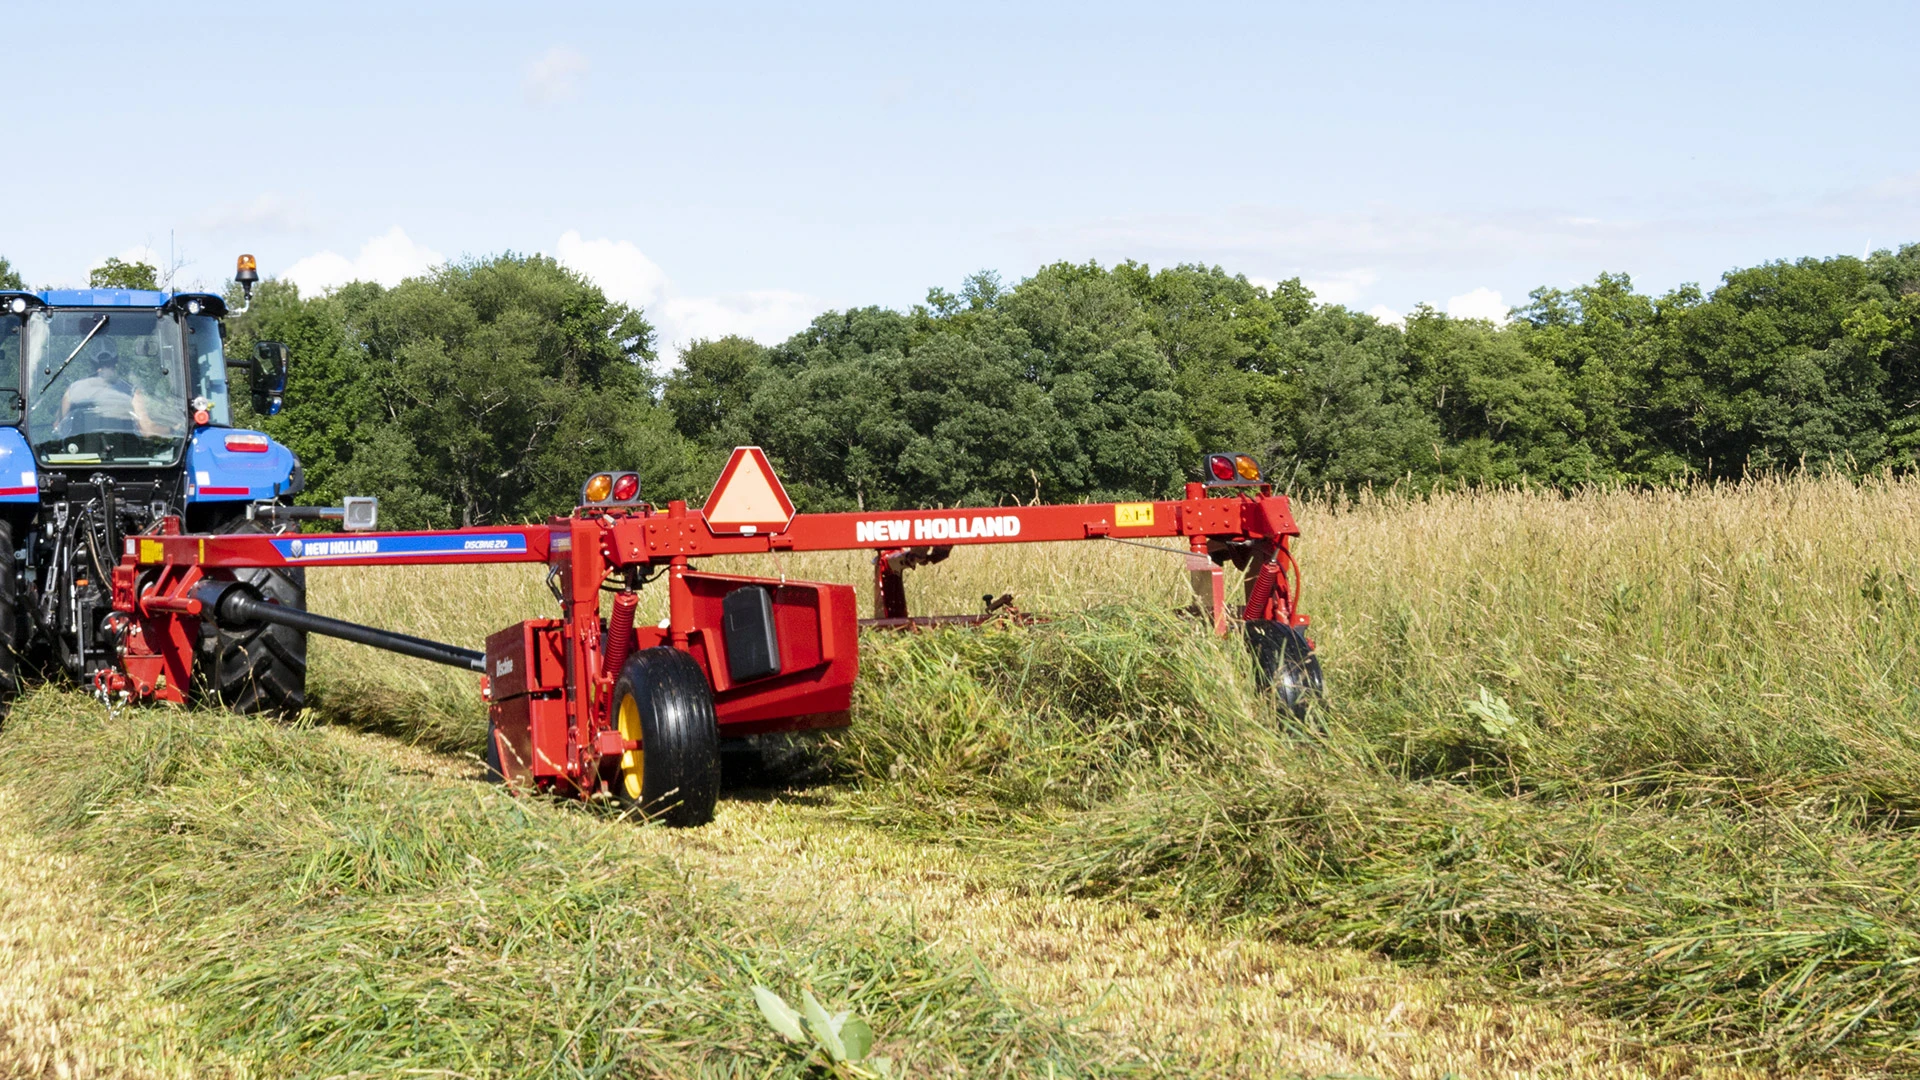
[0,428,38,501]
[37,288,171,307]
[676,571,860,726]
[185,428,297,502]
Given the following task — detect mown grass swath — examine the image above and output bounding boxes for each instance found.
[0,695,1139,1078]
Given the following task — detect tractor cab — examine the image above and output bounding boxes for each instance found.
[3,288,284,472]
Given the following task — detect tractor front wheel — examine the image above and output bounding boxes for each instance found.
[206,515,308,717]
[1244,619,1323,722]
[606,648,720,827]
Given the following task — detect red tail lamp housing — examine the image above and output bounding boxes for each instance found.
[580,470,644,507]
[1203,452,1262,486]
[225,434,271,453]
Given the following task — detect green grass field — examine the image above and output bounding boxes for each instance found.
[3,474,1918,1077]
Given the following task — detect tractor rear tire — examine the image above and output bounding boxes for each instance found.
[0,518,17,719]
[606,647,720,827]
[1244,619,1323,722]
[208,516,308,717]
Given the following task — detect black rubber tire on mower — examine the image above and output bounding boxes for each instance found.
[483,719,504,781]
[606,647,720,827]
[1244,619,1324,722]
[206,516,308,717]
[0,518,17,719]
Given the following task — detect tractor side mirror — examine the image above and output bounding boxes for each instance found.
[249,341,289,416]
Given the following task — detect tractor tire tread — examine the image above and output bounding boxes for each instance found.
[0,519,17,708]
[207,516,308,717]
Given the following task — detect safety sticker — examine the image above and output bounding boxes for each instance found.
[1115,503,1155,528]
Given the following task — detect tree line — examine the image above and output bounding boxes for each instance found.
[14,243,1920,525]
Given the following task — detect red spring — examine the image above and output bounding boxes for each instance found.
[602,592,639,678]
[1243,559,1279,622]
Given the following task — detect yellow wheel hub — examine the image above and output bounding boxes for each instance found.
[617,694,645,802]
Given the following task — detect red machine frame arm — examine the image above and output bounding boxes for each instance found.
[122,487,1297,572]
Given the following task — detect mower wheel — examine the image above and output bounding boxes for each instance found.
[483,719,504,781]
[1244,619,1323,721]
[607,647,720,827]
[207,516,308,717]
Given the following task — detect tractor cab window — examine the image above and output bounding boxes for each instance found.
[24,310,189,466]
[0,319,20,424]
[186,315,231,426]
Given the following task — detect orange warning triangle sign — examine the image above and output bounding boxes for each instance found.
[703,446,796,535]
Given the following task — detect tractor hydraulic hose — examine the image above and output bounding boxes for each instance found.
[192,581,486,672]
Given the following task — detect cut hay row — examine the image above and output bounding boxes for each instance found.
[0,693,1734,1079]
[0,695,1128,1078]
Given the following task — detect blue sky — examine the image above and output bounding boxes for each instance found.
[4,1,1915,350]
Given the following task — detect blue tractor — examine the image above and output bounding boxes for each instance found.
[0,255,309,715]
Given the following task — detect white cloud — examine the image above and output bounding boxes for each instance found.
[113,245,162,269]
[283,226,444,295]
[1300,268,1378,307]
[524,46,589,105]
[554,230,820,354]
[1366,304,1405,328]
[1445,286,1509,323]
[554,231,669,306]
[655,291,820,348]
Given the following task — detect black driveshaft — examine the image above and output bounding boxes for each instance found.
[194,581,486,672]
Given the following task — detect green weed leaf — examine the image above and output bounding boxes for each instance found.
[802,988,849,1061]
[753,985,806,1043]
[1464,686,1527,747]
[839,1015,875,1061]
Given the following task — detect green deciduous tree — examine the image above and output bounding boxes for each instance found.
[229,254,695,528]
[89,257,159,290]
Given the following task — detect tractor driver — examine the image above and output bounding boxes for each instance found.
[56,343,173,439]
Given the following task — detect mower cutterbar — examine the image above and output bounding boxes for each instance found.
[99,455,1310,826]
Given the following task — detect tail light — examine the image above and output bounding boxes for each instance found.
[225,434,271,453]
[1203,452,1262,486]
[580,471,643,506]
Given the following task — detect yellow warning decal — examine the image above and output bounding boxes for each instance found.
[1115,503,1155,528]
[139,539,165,564]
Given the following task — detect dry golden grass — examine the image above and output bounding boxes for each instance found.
[0,748,224,1079]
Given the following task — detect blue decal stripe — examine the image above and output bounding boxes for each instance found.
[271,534,529,560]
